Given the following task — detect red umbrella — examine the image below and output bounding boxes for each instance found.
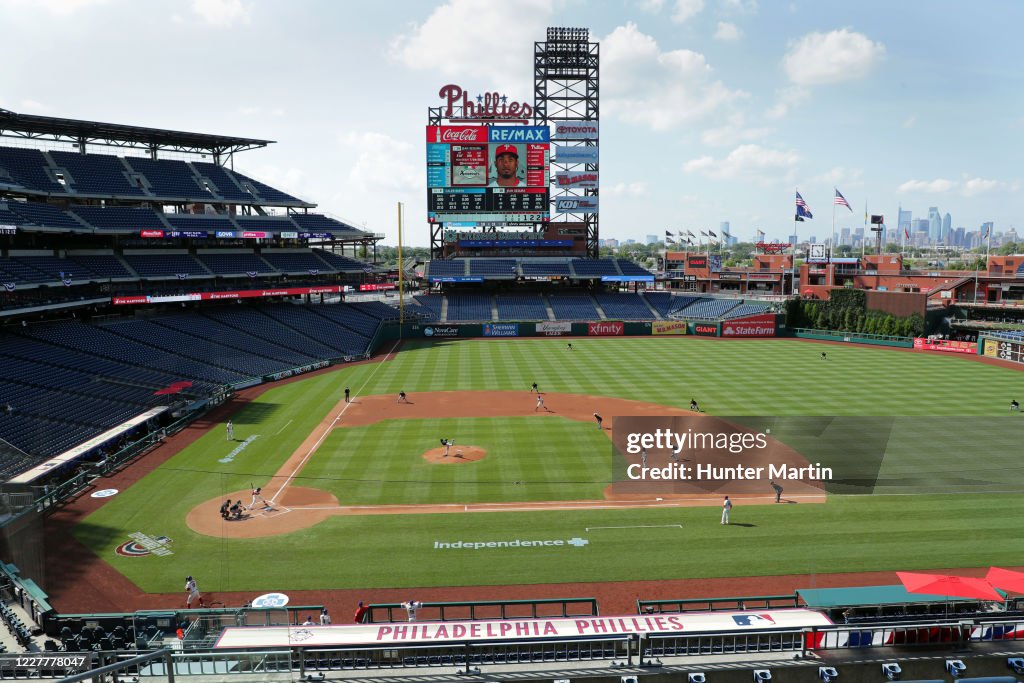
[986,567,1024,594]
[897,571,1004,602]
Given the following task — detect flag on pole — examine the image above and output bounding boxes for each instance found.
[665,230,674,238]
[756,229,765,240]
[834,188,853,211]
[687,230,696,238]
[708,229,717,238]
[795,191,813,219]
[700,230,708,237]
[904,227,910,240]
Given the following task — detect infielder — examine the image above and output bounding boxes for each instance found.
[185,575,204,608]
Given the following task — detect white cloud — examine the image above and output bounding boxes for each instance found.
[191,0,250,27]
[671,0,704,23]
[713,21,742,41]
[897,178,956,194]
[390,0,553,94]
[700,114,768,146]
[338,131,421,195]
[814,166,863,186]
[604,182,649,197]
[783,29,885,85]
[961,177,1005,197]
[720,0,758,12]
[765,85,809,119]
[602,23,746,131]
[683,144,799,182]
[635,0,666,11]
[902,116,917,129]
[237,106,285,118]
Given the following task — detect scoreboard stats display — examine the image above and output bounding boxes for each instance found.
[984,338,1024,364]
[427,125,550,225]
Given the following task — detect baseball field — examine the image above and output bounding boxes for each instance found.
[63,336,1024,610]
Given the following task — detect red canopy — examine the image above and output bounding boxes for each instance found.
[897,571,1004,601]
[153,380,194,396]
[985,567,1024,594]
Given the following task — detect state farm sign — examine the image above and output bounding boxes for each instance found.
[721,314,776,337]
[588,321,624,336]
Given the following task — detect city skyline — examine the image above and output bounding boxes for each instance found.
[2,0,1021,246]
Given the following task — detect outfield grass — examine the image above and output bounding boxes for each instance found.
[73,337,1024,594]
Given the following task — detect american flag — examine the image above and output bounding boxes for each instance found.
[834,188,852,211]
[795,191,813,219]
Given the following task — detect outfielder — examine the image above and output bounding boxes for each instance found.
[185,575,204,608]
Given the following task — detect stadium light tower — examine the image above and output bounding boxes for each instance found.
[535,27,599,258]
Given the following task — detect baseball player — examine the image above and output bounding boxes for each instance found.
[185,575,204,608]
[401,600,423,622]
[226,420,234,441]
[593,413,603,430]
[721,496,732,525]
[535,394,546,412]
[248,487,269,510]
[344,387,351,403]
[397,391,408,403]
[531,382,539,393]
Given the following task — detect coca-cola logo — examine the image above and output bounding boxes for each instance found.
[441,129,480,142]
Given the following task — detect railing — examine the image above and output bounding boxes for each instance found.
[365,598,600,624]
[638,595,800,614]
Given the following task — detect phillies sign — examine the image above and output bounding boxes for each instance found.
[721,314,776,337]
[439,84,533,121]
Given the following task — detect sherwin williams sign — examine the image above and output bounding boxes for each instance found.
[483,323,519,337]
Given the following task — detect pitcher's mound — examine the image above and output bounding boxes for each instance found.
[423,446,486,464]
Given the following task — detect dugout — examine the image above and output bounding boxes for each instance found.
[797,585,1018,623]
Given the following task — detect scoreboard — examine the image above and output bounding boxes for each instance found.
[984,338,1024,364]
[427,125,550,225]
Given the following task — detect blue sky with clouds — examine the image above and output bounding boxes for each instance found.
[1,0,1020,245]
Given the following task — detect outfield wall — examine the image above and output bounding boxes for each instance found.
[385,315,782,340]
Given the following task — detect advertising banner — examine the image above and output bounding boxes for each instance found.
[426,126,489,144]
[553,122,599,140]
[554,146,598,163]
[280,231,298,239]
[216,230,236,238]
[112,286,342,305]
[537,321,572,336]
[983,339,1023,362]
[722,314,776,337]
[140,230,164,238]
[423,326,460,338]
[913,338,978,354]
[693,323,719,337]
[601,275,654,283]
[652,321,688,336]
[588,321,624,336]
[687,256,707,269]
[555,171,598,189]
[167,230,208,239]
[555,197,599,213]
[242,231,268,239]
[483,323,519,337]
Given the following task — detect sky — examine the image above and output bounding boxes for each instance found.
[1,0,1022,246]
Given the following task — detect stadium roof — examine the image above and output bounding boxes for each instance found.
[0,107,273,156]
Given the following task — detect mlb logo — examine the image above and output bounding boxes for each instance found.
[732,614,776,627]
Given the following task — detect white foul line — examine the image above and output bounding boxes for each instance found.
[275,419,293,435]
[268,340,402,503]
[586,524,684,531]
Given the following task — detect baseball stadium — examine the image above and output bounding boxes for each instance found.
[1,21,1024,683]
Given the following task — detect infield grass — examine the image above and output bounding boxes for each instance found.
[73,337,1024,593]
